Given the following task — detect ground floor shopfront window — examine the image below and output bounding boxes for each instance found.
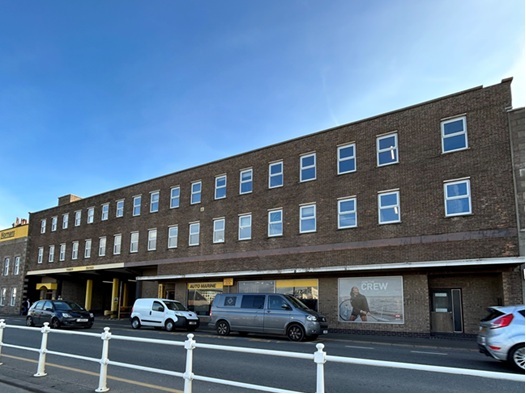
[187,282,223,316]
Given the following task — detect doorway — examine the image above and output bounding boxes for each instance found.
[430,289,463,333]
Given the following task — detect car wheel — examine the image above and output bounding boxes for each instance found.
[26,316,34,327]
[286,324,305,342]
[216,320,230,336]
[131,317,141,329]
[508,343,525,371]
[165,319,175,332]
[51,318,61,329]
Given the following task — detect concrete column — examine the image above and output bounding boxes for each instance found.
[85,279,93,310]
[111,278,119,315]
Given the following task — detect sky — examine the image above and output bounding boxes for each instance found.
[0,0,524,230]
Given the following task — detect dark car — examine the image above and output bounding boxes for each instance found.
[26,299,94,329]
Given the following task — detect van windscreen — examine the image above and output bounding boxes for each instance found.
[165,301,187,311]
[284,295,310,311]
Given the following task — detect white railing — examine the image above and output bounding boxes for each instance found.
[0,319,523,393]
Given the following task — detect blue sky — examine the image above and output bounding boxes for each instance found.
[0,0,524,230]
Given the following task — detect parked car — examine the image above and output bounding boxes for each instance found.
[477,305,525,371]
[26,300,94,329]
[130,298,200,332]
[209,293,328,341]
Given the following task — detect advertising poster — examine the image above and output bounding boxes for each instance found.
[338,276,404,324]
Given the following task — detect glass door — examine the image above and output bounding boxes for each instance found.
[430,289,463,333]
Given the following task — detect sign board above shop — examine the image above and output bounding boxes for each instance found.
[187,282,223,290]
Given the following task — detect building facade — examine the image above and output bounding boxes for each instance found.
[26,79,524,335]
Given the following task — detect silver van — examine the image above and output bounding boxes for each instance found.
[209,293,328,341]
[130,298,200,332]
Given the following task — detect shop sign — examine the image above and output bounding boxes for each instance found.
[187,282,223,290]
[223,278,234,286]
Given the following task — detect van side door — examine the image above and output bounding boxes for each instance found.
[148,300,165,326]
[264,295,292,334]
[236,295,266,333]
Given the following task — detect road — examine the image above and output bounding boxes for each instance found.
[0,316,523,393]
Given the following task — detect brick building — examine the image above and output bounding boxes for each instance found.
[25,79,524,336]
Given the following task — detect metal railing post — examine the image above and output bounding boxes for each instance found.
[34,323,50,377]
[314,343,326,393]
[0,319,5,365]
[183,333,196,393]
[95,327,111,393]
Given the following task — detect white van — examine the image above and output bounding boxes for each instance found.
[130,298,200,332]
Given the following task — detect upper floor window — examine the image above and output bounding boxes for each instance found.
[62,213,69,229]
[113,234,122,255]
[338,143,356,174]
[268,209,283,237]
[75,210,81,226]
[116,200,124,217]
[170,186,180,209]
[72,242,79,260]
[133,196,141,216]
[238,214,252,240]
[377,133,398,166]
[299,204,316,233]
[84,239,92,258]
[444,178,472,217]
[150,191,160,213]
[338,197,357,229]
[378,190,401,224]
[269,161,284,188]
[101,203,109,221]
[240,169,253,194]
[59,244,66,261]
[87,207,95,224]
[51,216,58,232]
[213,218,225,243]
[99,236,107,256]
[3,258,9,276]
[189,222,200,246]
[148,229,157,251]
[40,219,46,234]
[14,256,20,275]
[168,225,178,249]
[442,116,468,153]
[215,175,227,200]
[48,245,55,263]
[38,247,44,264]
[300,153,316,182]
[130,232,139,253]
[191,181,202,205]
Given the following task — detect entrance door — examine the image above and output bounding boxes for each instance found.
[430,289,463,333]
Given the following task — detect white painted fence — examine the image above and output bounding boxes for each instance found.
[0,319,523,393]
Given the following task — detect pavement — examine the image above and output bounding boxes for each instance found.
[0,314,479,392]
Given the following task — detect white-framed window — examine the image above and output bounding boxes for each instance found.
[215,175,227,200]
[378,190,401,224]
[189,222,200,246]
[48,245,55,263]
[299,204,316,233]
[338,197,357,229]
[99,236,106,256]
[75,210,81,226]
[268,209,283,237]
[0,288,5,306]
[150,191,159,213]
[62,213,69,229]
[113,234,122,255]
[14,256,20,275]
[442,116,468,153]
[84,239,92,258]
[377,132,399,166]
[130,232,139,253]
[191,181,202,205]
[101,203,109,221]
[133,196,141,216]
[168,225,178,249]
[444,178,472,217]
[338,143,356,174]
[3,258,9,276]
[51,216,58,232]
[10,287,16,307]
[40,219,46,234]
[38,247,44,264]
[170,186,180,209]
[238,214,252,240]
[300,153,316,182]
[240,169,253,194]
[59,244,66,261]
[72,241,79,260]
[269,161,284,188]
[116,199,124,217]
[213,218,225,243]
[87,207,95,224]
[148,229,157,251]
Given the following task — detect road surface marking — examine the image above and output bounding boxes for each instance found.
[411,350,448,356]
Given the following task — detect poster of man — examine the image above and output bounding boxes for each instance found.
[338,276,404,324]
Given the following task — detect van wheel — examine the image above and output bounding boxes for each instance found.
[287,324,305,341]
[216,320,230,336]
[131,317,141,329]
[165,319,175,332]
[508,343,525,371]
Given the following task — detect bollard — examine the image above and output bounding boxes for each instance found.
[95,327,111,393]
[183,333,196,393]
[313,343,326,393]
[0,319,5,365]
[34,323,50,377]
